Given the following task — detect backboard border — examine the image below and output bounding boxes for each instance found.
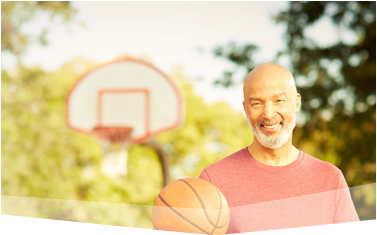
[66,58,185,143]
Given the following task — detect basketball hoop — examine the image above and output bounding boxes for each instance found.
[66,58,185,184]
[92,126,133,178]
[92,126,133,144]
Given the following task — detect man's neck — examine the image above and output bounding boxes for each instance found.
[248,138,299,166]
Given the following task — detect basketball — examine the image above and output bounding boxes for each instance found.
[152,177,229,234]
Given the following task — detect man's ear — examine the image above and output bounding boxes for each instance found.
[242,101,249,119]
[295,93,301,113]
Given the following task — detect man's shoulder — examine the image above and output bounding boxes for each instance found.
[199,147,247,183]
[302,150,341,175]
[204,147,247,172]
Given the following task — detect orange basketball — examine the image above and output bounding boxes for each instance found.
[152,177,229,234]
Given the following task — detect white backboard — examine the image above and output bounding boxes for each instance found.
[66,58,185,143]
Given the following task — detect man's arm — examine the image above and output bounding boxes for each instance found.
[198,169,211,182]
[333,170,360,223]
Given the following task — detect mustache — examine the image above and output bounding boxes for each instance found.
[257,118,284,126]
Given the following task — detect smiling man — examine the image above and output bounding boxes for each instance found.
[199,63,359,233]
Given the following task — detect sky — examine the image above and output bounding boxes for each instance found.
[2,1,356,112]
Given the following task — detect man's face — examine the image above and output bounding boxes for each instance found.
[243,70,300,149]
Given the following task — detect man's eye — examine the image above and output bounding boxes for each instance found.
[277,100,285,102]
[252,103,260,106]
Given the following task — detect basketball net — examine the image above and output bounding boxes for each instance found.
[92,127,133,178]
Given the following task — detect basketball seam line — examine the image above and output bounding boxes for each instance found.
[152,222,160,230]
[210,187,222,235]
[179,179,218,228]
[179,179,228,229]
[158,195,210,234]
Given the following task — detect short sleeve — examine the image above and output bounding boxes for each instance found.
[198,169,211,182]
[333,170,360,223]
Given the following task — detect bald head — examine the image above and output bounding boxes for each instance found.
[243,63,297,102]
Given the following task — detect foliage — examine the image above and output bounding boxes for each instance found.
[213,42,259,87]
[212,1,376,188]
[275,2,376,187]
[1,1,77,56]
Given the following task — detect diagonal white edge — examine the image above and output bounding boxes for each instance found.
[1,183,375,234]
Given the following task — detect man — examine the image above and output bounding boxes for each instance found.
[199,63,359,233]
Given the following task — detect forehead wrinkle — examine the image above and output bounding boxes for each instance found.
[248,92,288,103]
[273,92,287,98]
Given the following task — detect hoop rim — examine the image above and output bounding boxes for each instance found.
[92,126,133,143]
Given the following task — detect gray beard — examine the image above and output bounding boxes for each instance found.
[249,115,296,150]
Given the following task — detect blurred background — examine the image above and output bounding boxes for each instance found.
[1,1,375,228]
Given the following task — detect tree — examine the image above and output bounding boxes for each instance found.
[212,1,375,187]
[1,1,77,57]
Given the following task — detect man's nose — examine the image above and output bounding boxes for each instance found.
[261,103,277,120]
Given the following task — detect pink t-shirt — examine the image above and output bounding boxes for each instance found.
[198,147,359,233]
